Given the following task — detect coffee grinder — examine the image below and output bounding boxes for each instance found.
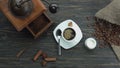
[9,0,33,17]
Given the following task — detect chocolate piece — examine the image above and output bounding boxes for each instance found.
[68,22,73,27]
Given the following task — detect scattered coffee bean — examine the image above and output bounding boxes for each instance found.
[16,48,26,58]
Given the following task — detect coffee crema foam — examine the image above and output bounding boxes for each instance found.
[63,28,75,40]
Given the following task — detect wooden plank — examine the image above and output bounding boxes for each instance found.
[0,0,118,68]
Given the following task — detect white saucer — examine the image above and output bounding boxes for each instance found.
[53,19,83,49]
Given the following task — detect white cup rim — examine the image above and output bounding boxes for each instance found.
[62,27,76,42]
[85,38,97,49]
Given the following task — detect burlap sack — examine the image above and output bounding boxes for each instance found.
[94,0,120,46]
[95,0,120,26]
[95,0,120,60]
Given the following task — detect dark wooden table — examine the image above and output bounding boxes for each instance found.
[0,0,120,68]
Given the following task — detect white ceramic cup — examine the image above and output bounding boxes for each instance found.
[85,38,97,50]
[62,27,76,42]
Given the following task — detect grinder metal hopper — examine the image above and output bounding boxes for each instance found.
[0,0,53,38]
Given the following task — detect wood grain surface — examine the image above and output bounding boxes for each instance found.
[0,0,120,68]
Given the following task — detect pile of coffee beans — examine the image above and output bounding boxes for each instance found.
[94,18,120,46]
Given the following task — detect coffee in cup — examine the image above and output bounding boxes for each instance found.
[63,28,76,41]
